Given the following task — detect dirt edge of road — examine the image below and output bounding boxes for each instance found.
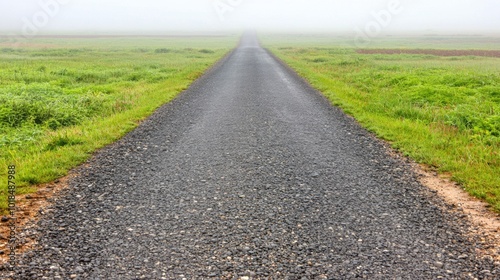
[414,163,500,261]
[0,171,76,266]
[380,146,500,263]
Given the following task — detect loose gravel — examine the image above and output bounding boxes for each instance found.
[1,34,499,279]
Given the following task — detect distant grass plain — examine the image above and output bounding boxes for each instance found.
[0,36,237,212]
[263,34,500,212]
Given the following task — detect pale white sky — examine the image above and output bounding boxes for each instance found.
[0,0,498,34]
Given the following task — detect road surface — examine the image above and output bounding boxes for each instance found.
[4,33,498,279]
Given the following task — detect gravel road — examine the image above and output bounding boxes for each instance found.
[3,33,499,279]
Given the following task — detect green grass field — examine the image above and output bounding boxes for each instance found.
[263,35,500,212]
[0,36,237,213]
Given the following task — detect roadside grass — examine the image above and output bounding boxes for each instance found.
[263,36,500,212]
[0,36,237,213]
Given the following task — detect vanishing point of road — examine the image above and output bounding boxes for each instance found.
[4,34,498,279]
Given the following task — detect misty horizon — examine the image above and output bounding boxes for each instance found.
[1,0,499,37]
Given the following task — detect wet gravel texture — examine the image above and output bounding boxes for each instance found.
[2,34,499,279]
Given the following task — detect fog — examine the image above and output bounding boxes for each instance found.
[0,0,499,36]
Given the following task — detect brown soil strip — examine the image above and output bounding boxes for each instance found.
[0,172,76,266]
[357,49,500,58]
[385,146,500,262]
[0,43,60,49]
[414,164,500,261]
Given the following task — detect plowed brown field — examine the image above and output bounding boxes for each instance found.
[357,49,500,57]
